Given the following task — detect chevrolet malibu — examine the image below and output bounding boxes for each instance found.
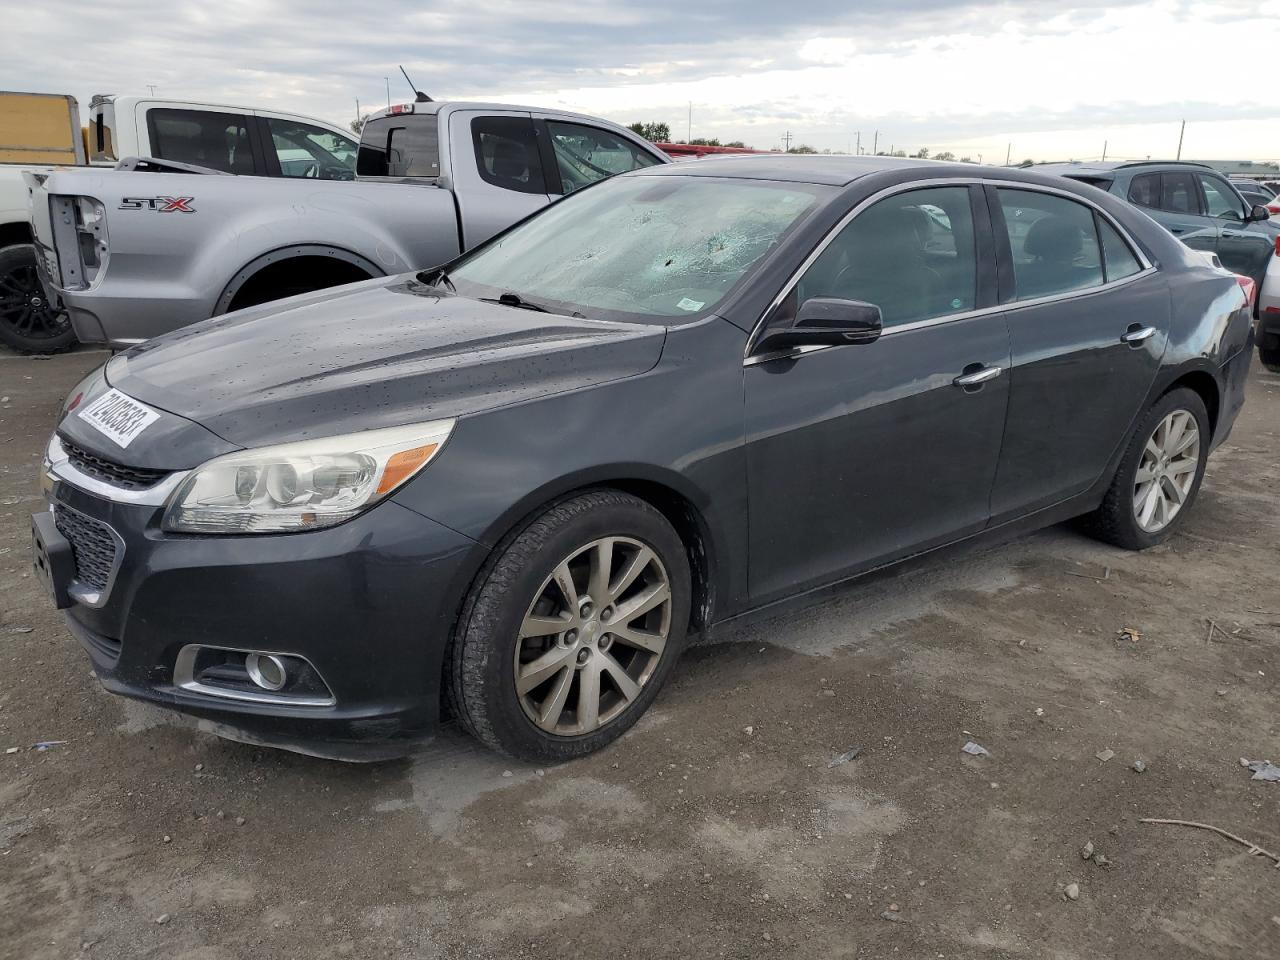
[31,157,1254,762]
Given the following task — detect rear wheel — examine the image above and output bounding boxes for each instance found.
[1084,387,1209,550]
[448,490,691,762]
[0,245,75,354]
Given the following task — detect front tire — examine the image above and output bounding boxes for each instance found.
[0,244,76,354]
[1084,387,1209,550]
[448,490,691,762]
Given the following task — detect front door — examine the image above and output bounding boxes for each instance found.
[448,110,553,247]
[1198,172,1275,285]
[987,186,1169,521]
[744,185,1011,604]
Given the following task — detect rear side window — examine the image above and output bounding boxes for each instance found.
[1128,174,1159,208]
[1098,219,1142,281]
[545,121,660,195]
[796,186,977,327]
[472,116,546,195]
[356,115,440,178]
[1160,172,1200,214]
[266,119,356,179]
[148,109,254,174]
[997,189,1103,300]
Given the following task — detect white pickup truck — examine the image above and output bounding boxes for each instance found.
[28,101,667,350]
[2,93,358,352]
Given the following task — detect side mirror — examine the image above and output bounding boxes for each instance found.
[756,298,883,355]
[1246,203,1271,223]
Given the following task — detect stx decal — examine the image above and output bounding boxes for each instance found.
[119,197,196,213]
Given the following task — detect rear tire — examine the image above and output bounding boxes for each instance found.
[0,245,76,354]
[1083,387,1209,550]
[447,490,691,762]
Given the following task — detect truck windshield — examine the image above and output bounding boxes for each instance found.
[357,115,441,178]
[449,175,826,321]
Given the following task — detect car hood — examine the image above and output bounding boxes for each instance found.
[102,276,666,464]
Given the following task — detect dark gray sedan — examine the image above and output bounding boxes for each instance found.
[32,157,1254,762]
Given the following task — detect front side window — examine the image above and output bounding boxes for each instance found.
[450,175,823,320]
[472,116,546,195]
[266,119,356,179]
[794,186,977,327]
[1161,172,1200,214]
[149,109,254,174]
[998,189,1103,300]
[1199,175,1245,221]
[545,122,660,195]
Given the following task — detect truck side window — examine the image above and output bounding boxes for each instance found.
[266,118,357,180]
[545,122,661,195]
[148,109,254,174]
[471,117,546,195]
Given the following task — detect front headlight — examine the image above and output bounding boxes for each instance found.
[162,420,455,534]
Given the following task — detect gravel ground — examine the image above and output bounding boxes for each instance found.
[1,347,1278,960]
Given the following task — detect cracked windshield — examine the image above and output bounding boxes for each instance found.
[451,176,822,318]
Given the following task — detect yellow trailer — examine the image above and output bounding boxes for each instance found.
[0,92,85,166]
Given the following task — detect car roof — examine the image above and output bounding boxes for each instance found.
[630,154,1013,186]
[1034,159,1216,178]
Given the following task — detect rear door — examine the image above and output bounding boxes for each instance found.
[447,110,552,247]
[987,185,1168,522]
[1125,171,1218,252]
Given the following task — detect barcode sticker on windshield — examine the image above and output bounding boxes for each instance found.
[676,298,705,312]
[78,389,161,449]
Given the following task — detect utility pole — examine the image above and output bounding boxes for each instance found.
[1101,139,1107,162]
[855,131,861,155]
[687,102,692,142]
[978,153,983,165]
[146,84,156,96]
[781,130,792,152]
[1005,143,1011,166]
[872,130,879,155]
[1176,120,1185,160]
[355,98,361,124]
[385,77,391,109]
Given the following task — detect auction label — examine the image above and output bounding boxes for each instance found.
[77,389,161,448]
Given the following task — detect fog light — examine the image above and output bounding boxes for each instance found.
[245,653,287,691]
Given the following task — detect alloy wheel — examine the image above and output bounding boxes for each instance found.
[0,260,71,345]
[513,536,672,736]
[1133,409,1200,533]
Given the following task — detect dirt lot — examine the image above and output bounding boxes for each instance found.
[1,347,1278,960]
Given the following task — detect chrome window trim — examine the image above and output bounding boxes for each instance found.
[173,644,337,708]
[743,176,1157,365]
[46,434,189,507]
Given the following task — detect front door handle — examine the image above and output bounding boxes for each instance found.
[1121,325,1156,345]
[953,364,1002,388]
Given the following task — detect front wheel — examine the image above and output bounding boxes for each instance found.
[1084,387,1209,550]
[448,490,691,762]
[0,244,76,354]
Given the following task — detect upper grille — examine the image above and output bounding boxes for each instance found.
[61,438,169,491]
[54,506,117,592]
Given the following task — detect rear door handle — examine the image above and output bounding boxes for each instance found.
[1121,325,1156,345]
[953,365,1002,387]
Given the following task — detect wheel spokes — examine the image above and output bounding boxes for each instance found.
[536,665,575,731]
[613,581,670,625]
[517,646,576,694]
[608,544,654,601]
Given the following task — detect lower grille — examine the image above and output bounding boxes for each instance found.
[60,437,169,491]
[54,506,117,592]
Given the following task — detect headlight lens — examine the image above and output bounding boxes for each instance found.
[162,420,455,534]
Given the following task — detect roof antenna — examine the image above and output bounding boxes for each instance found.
[399,65,432,103]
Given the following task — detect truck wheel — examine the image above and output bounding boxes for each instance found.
[0,245,76,354]
[447,490,692,762]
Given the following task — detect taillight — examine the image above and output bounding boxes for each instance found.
[1236,274,1256,307]
[1274,235,1280,258]
[74,197,108,285]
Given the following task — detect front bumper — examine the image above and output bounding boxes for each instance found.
[37,468,481,761]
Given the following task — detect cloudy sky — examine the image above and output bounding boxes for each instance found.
[4,0,1277,161]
